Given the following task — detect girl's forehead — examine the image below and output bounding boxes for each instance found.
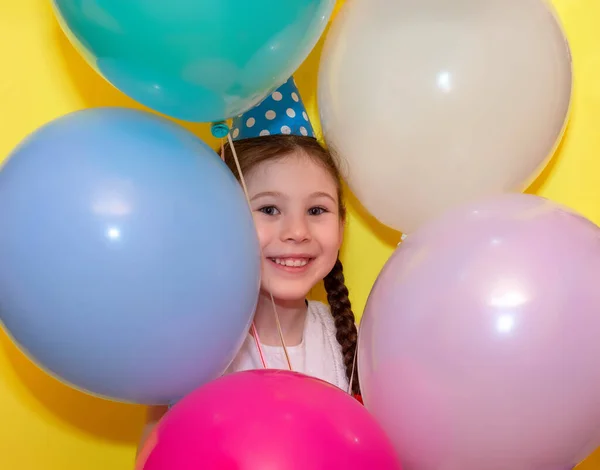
[248,152,336,189]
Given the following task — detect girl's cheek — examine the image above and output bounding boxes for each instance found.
[255,224,275,249]
[317,223,343,252]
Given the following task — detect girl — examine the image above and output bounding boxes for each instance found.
[139,76,359,447]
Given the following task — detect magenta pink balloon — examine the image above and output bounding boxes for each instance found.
[358,194,600,470]
[137,370,401,470]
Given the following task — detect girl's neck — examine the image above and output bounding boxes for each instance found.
[252,291,307,347]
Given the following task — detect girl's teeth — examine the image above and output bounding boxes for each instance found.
[273,258,308,267]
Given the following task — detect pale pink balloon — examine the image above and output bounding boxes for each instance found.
[359,193,600,470]
[137,370,401,470]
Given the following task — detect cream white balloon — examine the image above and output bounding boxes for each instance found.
[318,0,572,233]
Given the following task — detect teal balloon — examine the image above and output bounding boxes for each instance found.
[51,0,335,122]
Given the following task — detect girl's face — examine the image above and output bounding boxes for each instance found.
[246,151,343,302]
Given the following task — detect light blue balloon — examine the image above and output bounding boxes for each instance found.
[51,0,335,123]
[0,108,260,405]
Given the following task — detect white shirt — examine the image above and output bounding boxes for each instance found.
[225,300,349,391]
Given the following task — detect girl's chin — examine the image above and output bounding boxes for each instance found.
[258,285,312,304]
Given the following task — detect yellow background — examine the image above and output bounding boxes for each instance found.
[1,0,600,468]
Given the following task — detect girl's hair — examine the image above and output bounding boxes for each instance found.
[221,134,360,395]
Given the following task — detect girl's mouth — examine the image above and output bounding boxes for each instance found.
[268,257,313,272]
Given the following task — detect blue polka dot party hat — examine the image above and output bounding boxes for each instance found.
[231,76,315,141]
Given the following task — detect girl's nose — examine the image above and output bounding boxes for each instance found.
[281,215,311,243]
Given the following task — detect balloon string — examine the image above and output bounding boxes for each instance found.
[220,138,225,161]
[251,322,267,368]
[268,289,293,370]
[226,133,293,371]
[347,322,359,395]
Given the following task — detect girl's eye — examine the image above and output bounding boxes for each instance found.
[259,206,280,216]
[308,206,327,216]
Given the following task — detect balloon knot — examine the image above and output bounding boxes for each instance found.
[211,121,230,139]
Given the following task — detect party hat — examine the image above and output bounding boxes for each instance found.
[231,76,315,141]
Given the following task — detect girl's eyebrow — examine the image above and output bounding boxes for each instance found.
[250,191,283,201]
[310,191,336,203]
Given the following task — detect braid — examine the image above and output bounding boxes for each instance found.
[323,258,360,396]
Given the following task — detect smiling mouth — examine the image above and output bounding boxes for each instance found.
[269,257,314,268]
